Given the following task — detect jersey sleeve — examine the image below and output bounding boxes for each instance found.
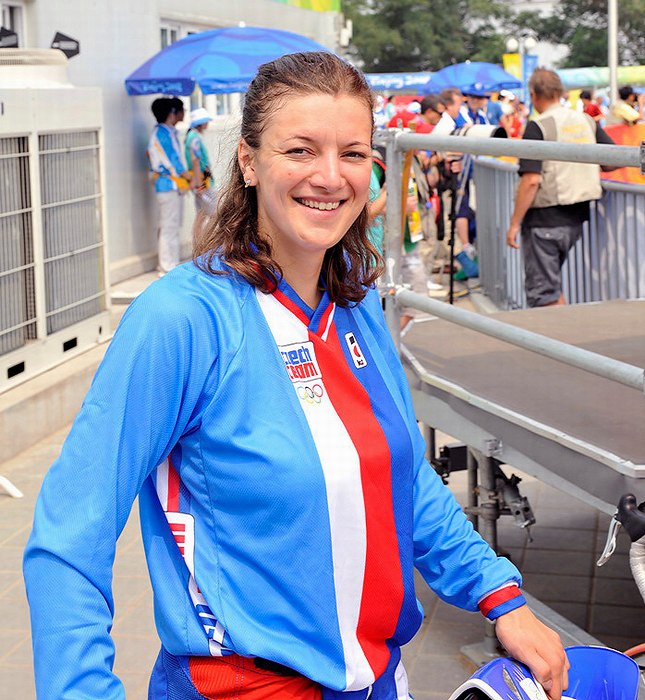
[411,442,522,611]
[361,290,523,612]
[23,280,218,698]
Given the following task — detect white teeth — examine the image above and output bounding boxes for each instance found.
[299,199,340,211]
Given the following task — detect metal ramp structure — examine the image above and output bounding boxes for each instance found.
[402,299,645,517]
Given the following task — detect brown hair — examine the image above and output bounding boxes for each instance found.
[439,88,463,106]
[528,68,564,101]
[194,51,382,305]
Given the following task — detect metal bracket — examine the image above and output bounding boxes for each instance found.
[483,438,503,458]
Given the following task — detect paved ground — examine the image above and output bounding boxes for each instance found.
[3,426,645,698]
[2,271,644,698]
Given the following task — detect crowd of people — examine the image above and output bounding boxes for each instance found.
[372,76,641,309]
[372,86,510,306]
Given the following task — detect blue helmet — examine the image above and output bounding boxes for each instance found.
[448,646,639,700]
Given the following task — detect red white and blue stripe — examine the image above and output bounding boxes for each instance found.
[24,260,523,700]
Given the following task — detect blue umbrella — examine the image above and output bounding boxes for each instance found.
[125,26,331,96]
[430,61,521,94]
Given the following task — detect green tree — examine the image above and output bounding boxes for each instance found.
[342,0,511,73]
[537,0,645,67]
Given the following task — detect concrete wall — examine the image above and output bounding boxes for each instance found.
[20,0,341,283]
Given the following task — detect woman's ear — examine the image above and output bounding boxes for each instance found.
[237,139,256,186]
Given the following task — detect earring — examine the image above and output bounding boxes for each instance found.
[244,179,251,188]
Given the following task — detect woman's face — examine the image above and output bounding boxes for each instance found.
[238,92,373,270]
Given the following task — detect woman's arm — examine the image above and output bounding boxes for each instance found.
[23,281,216,698]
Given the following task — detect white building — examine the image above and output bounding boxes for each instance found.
[1,0,344,282]
[0,0,345,391]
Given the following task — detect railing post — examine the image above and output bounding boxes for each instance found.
[380,129,403,350]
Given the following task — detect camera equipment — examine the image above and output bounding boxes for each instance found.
[451,124,508,139]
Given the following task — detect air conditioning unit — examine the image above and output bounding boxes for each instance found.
[0,49,110,393]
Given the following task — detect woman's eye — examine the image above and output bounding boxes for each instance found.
[287,147,310,156]
[345,151,368,160]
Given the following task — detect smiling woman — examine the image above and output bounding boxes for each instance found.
[25,51,568,700]
[237,92,373,307]
[194,51,382,307]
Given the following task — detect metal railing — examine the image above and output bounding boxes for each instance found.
[376,130,641,312]
[396,288,645,394]
[474,158,645,309]
[376,128,645,392]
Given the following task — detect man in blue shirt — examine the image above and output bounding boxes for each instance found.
[462,89,491,126]
[147,97,193,274]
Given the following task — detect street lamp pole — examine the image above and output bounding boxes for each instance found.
[608,0,618,104]
[505,35,537,104]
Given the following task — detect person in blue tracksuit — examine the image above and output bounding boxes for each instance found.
[23,52,569,700]
[185,107,217,216]
[147,96,192,273]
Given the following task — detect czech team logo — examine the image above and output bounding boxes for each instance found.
[280,341,326,405]
[280,341,322,382]
[344,332,367,368]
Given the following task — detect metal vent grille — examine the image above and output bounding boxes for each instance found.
[39,131,105,335]
[0,136,36,356]
[0,48,67,66]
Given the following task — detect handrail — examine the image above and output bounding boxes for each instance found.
[475,156,645,195]
[396,288,645,394]
[392,131,641,169]
[374,128,645,382]
[601,179,645,194]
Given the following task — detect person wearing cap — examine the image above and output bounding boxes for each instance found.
[185,107,217,216]
[498,91,524,138]
[461,88,490,126]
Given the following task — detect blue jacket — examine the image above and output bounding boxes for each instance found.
[24,260,522,699]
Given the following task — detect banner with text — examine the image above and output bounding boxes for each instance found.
[271,0,340,10]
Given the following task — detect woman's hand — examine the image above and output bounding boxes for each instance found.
[495,605,569,700]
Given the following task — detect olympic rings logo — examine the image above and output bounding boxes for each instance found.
[297,383,324,405]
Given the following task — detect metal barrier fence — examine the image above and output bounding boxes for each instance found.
[0,135,36,356]
[374,129,643,344]
[474,158,645,309]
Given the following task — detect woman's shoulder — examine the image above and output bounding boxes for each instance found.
[357,285,384,316]
[129,260,253,327]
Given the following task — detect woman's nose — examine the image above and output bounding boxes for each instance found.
[309,153,343,190]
